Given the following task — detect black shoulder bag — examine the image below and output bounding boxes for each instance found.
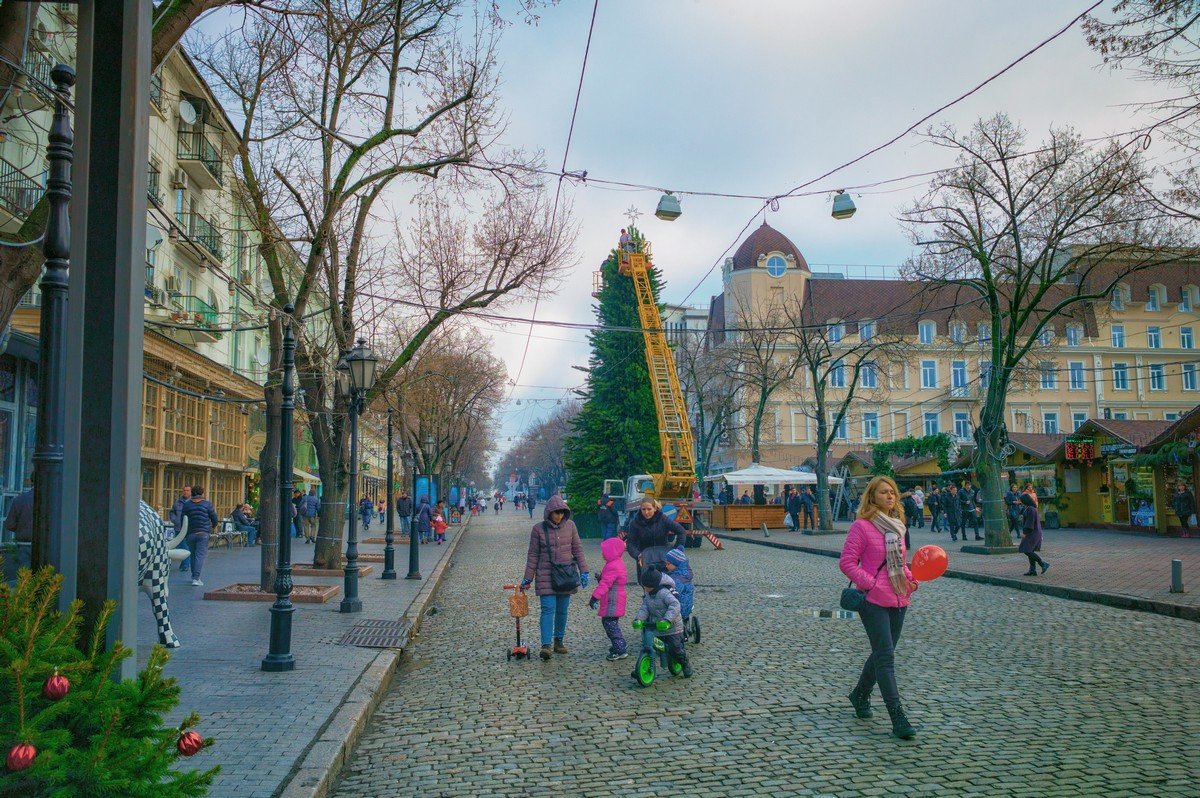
[543,522,580,592]
[840,561,887,612]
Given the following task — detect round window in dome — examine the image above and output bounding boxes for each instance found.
[765,255,787,277]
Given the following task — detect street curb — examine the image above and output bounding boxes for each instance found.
[719,531,1199,624]
[275,518,472,798]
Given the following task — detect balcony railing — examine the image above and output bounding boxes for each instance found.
[22,49,54,92]
[0,157,43,218]
[176,130,223,185]
[147,166,162,205]
[173,294,219,328]
[145,263,155,298]
[175,211,224,262]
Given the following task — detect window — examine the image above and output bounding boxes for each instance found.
[765,255,787,277]
[863,412,879,440]
[977,323,991,345]
[1038,327,1053,346]
[830,358,846,388]
[950,322,966,344]
[1113,411,1128,420]
[1039,361,1057,390]
[1148,327,1161,349]
[1147,287,1161,311]
[923,412,940,436]
[954,412,971,441]
[980,360,991,389]
[1066,325,1082,347]
[791,411,810,442]
[1182,288,1193,312]
[1111,286,1126,311]
[828,323,844,343]
[1111,325,1125,348]
[1182,327,1194,350]
[1184,364,1197,391]
[1042,412,1059,434]
[1149,363,1166,391]
[918,321,935,344]
[861,361,878,388]
[832,413,848,440]
[921,360,937,389]
[1068,361,1086,390]
[1072,411,1088,431]
[1112,363,1129,390]
[860,321,875,342]
[1165,412,1180,421]
[951,360,968,393]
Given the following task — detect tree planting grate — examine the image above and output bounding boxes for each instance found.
[339,619,413,649]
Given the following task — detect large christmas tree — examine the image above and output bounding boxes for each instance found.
[0,566,218,796]
[564,227,664,512]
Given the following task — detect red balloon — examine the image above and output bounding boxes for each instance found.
[42,672,69,701]
[177,731,204,757]
[910,544,948,581]
[7,743,36,772]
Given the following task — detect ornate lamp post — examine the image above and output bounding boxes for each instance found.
[262,305,298,671]
[405,447,421,580]
[337,339,378,613]
[381,408,397,580]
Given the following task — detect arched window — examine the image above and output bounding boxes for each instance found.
[1065,323,1083,347]
[827,321,844,343]
[918,320,935,345]
[1147,284,1165,311]
[949,322,966,344]
[1181,285,1196,312]
[1038,325,1054,346]
[1110,284,1128,311]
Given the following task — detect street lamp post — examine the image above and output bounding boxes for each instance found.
[381,408,397,580]
[262,305,298,671]
[337,339,378,613]
[405,447,421,580]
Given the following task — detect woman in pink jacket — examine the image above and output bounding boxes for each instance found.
[839,475,919,739]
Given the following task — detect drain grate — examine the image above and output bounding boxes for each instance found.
[339,619,413,649]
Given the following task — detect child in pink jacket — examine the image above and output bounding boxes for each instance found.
[588,536,628,660]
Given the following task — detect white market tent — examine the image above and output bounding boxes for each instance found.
[703,462,843,486]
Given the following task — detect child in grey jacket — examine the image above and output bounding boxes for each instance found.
[632,567,692,678]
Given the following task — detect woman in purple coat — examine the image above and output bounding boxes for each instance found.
[522,495,589,661]
[1019,493,1050,576]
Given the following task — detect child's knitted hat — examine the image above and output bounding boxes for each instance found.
[664,549,686,569]
[639,566,663,589]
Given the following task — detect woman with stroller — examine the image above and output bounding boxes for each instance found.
[521,495,589,661]
[624,497,687,575]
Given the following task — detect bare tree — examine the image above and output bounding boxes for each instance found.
[494,401,579,495]
[673,329,736,486]
[901,114,1190,550]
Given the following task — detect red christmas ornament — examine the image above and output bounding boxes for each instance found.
[6,743,36,771]
[176,731,203,757]
[42,671,70,701]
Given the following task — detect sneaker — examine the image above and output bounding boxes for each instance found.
[1040,562,1050,574]
[191,579,203,586]
[606,652,629,661]
[682,666,694,678]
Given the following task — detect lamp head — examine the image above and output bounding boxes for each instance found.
[831,190,857,220]
[655,191,682,221]
[335,359,351,399]
[346,338,379,392]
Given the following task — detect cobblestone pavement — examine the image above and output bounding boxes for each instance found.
[748,523,1200,610]
[331,511,1200,798]
[134,519,458,798]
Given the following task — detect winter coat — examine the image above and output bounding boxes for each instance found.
[799,492,816,510]
[1019,505,1044,554]
[959,490,976,515]
[625,508,686,562]
[180,499,219,536]
[396,496,413,518]
[591,537,628,618]
[1172,489,1196,520]
[785,493,802,514]
[839,517,916,609]
[3,489,32,543]
[416,499,433,533]
[169,496,188,533]
[902,495,918,518]
[298,494,321,518]
[596,497,620,525]
[359,498,374,517]
[942,492,962,523]
[523,494,588,597]
[634,583,684,637]
[231,507,257,529]
[665,559,694,619]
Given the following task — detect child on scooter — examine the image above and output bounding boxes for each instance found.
[663,548,693,622]
[632,567,692,678]
[588,536,628,660]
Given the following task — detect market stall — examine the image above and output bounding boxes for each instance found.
[704,463,843,530]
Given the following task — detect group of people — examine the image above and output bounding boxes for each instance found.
[521,496,695,679]
[917,481,984,542]
[784,487,819,531]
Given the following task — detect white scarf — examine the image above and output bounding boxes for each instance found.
[870,512,914,597]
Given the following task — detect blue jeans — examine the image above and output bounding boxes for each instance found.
[600,522,617,540]
[185,532,210,580]
[238,524,257,546]
[539,594,571,646]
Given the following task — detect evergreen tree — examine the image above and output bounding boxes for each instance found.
[0,567,218,796]
[565,228,665,512]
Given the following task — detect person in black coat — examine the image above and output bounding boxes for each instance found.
[1171,482,1196,535]
[624,498,687,573]
[785,488,802,532]
[943,484,964,541]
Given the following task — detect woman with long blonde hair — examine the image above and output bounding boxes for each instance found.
[839,475,919,739]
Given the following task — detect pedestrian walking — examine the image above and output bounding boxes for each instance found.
[527,494,536,519]
[521,495,588,661]
[1171,482,1195,537]
[959,480,982,541]
[377,499,385,524]
[170,485,192,572]
[786,488,802,532]
[597,493,620,540]
[1018,493,1050,575]
[624,497,687,575]
[901,490,919,531]
[416,495,433,544]
[927,486,942,533]
[292,488,305,538]
[840,475,918,739]
[359,496,374,533]
[943,483,963,542]
[180,485,219,586]
[300,486,321,543]
[589,536,628,660]
[1004,483,1023,540]
[800,487,816,531]
[912,486,925,528]
[432,501,448,544]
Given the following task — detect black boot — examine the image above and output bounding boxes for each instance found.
[848,687,873,719]
[887,704,916,739]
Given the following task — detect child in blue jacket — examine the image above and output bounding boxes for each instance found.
[663,547,694,622]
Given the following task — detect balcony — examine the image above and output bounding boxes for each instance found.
[176,129,223,189]
[149,71,163,112]
[175,211,224,264]
[147,166,163,205]
[167,294,221,345]
[0,157,43,219]
[949,384,977,400]
[21,49,54,101]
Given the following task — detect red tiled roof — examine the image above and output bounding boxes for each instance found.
[731,222,810,273]
[1078,419,1174,448]
[1141,404,1200,449]
[1007,432,1068,460]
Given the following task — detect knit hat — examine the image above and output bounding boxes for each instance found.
[639,566,662,589]
[664,549,686,569]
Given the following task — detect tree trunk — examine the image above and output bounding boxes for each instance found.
[973,375,1015,549]
[815,441,834,532]
[258,383,280,592]
[151,0,232,70]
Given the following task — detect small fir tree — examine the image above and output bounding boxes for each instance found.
[0,566,218,796]
[565,227,664,510]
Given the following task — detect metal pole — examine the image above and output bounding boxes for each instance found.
[1170,559,1184,593]
[406,459,422,580]
[263,306,297,671]
[341,395,363,612]
[31,66,74,572]
[382,408,397,579]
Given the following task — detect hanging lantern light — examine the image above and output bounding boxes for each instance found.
[831,190,856,220]
[655,191,682,221]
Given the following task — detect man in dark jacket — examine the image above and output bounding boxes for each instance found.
[943,483,964,541]
[1004,483,1023,539]
[961,480,982,540]
[299,486,321,543]
[596,494,620,540]
[1172,482,1196,535]
[396,490,413,538]
[927,486,942,533]
[181,485,219,586]
[785,488,802,532]
[901,490,919,528]
[3,481,33,579]
[799,487,816,530]
[624,499,687,573]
